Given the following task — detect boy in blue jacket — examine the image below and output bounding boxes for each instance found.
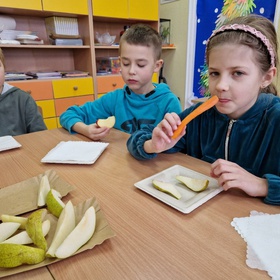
[127,15,280,205]
[60,24,181,140]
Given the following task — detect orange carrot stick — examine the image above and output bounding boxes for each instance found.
[172,95,219,139]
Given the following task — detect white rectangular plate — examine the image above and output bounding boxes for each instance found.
[0,135,21,152]
[41,141,109,164]
[134,165,223,214]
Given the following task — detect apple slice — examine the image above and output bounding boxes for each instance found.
[55,206,96,258]
[2,220,50,245]
[176,175,209,192]
[0,222,21,243]
[152,179,181,200]
[96,116,116,128]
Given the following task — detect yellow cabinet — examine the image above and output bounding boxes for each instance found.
[92,0,128,18]
[36,100,56,118]
[42,0,88,14]
[92,0,158,20]
[129,0,158,20]
[0,0,42,10]
[52,78,94,99]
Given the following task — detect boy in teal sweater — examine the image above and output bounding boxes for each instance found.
[60,24,181,140]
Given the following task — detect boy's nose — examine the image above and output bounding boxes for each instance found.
[128,65,136,75]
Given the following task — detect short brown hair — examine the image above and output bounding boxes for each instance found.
[119,24,162,60]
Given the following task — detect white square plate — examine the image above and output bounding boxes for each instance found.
[0,135,21,152]
[134,165,223,214]
[41,141,109,164]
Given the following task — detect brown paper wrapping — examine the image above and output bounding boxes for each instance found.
[0,171,115,278]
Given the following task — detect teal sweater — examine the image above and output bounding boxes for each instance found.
[60,83,182,134]
[127,93,280,205]
[0,84,47,136]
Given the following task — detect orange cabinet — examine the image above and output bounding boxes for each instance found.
[96,75,125,94]
[55,95,94,116]
[9,80,53,101]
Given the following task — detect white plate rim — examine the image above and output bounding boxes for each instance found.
[134,164,223,214]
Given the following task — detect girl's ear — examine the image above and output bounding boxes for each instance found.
[154,59,163,73]
[261,67,277,88]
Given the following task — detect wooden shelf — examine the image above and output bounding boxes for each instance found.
[0,44,91,49]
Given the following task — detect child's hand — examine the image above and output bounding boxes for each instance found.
[210,159,268,197]
[72,122,111,141]
[86,123,111,140]
[144,113,185,154]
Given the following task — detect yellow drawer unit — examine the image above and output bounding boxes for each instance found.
[36,100,56,119]
[44,118,58,130]
[52,78,94,99]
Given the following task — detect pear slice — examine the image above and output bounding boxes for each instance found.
[25,209,48,251]
[1,214,27,230]
[176,175,209,192]
[2,220,50,245]
[37,174,51,207]
[0,222,21,243]
[55,206,96,259]
[96,116,116,128]
[0,244,45,268]
[152,179,181,200]
[46,189,65,218]
[46,201,75,257]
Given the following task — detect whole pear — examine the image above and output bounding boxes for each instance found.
[0,244,45,268]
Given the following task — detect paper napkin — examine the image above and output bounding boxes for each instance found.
[41,141,109,164]
[0,135,21,152]
[231,211,280,279]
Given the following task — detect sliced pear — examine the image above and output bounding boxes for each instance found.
[152,179,182,200]
[1,214,27,230]
[25,209,48,251]
[46,189,65,218]
[0,222,21,243]
[46,201,75,257]
[176,175,209,192]
[0,244,45,268]
[96,116,116,128]
[55,206,96,259]
[37,174,51,207]
[2,220,51,245]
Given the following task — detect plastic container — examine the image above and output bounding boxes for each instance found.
[96,57,121,75]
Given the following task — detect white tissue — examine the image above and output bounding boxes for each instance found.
[0,15,16,30]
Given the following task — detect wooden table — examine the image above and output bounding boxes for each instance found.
[1,128,279,280]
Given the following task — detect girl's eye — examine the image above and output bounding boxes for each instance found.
[233,71,244,77]
[209,71,219,77]
[138,64,145,68]
[122,63,129,67]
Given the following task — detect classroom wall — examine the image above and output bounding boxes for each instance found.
[160,0,189,108]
